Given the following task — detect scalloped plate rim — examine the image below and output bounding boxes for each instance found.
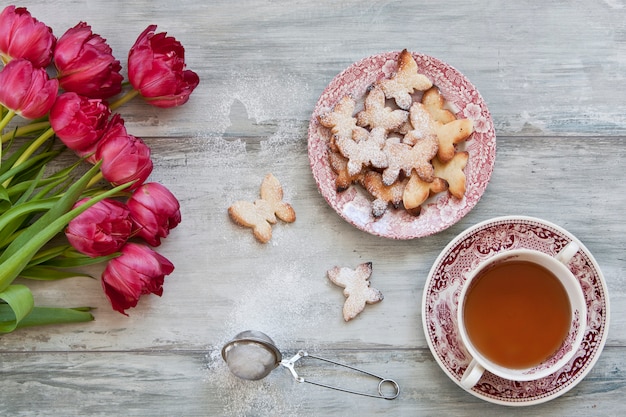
[307,50,496,239]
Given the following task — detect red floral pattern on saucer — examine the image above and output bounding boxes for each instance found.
[308,51,496,239]
[422,216,610,406]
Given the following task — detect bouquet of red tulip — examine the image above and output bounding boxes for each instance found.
[0,5,199,332]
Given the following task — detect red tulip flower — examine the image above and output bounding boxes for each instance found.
[49,92,111,153]
[127,182,181,246]
[127,25,199,108]
[54,22,123,99]
[101,243,174,315]
[96,115,153,189]
[0,5,56,67]
[0,58,58,119]
[65,198,133,258]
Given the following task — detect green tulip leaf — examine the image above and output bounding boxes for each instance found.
[0,284,34,333]
[0,185,10,212]
[38,253,119,269]
[0,305,94,329]
[0,150,59,186]
[0,198,57,249]
[0,139,35,177]
[0,162,132,293]
[25,245,69,266]
[19,266,93,281]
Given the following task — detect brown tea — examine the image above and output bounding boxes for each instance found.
[463,260,571,369]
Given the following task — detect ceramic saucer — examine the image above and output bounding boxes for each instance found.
[421,215,610,406]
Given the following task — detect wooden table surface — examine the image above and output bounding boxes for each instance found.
[2,1,625,416]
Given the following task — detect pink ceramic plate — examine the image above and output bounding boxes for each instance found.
[308,51,495,239]
[422,216,610,406]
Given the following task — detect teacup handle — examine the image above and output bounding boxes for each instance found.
[460,359,484,389]
[555,241,579,265]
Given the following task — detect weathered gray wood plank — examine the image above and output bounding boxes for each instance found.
[0,348,623,416]
[1,1,625,415]
[16,0,626,137]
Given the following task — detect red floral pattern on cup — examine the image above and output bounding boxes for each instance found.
[422,216,609,405]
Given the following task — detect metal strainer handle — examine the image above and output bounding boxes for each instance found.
[222,331,399,400]
[280,350,400,400]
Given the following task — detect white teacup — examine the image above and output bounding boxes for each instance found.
[457,242,587,389]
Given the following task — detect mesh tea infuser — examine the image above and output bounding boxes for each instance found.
[221,330,400,400]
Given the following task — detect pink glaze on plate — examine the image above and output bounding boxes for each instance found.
[422,216,610,406]
[308,51,496,239]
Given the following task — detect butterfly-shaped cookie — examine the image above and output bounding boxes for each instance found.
[318,95,360,150]
[228,173,296,243]
[378,49,433,110]
[381,135,438,186]
[432,151,469,199]
[327,262,383,321]
[335,126,388,176]
[356,85,408,132]
[421,86,456,124]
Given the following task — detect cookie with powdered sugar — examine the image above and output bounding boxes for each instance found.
[228,174,295,243]
[378,49,433,110]
[381,135,438,186]
[356,85,408,132]
[327,262,383,321]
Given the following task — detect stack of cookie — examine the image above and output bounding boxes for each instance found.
[319,50,474,218]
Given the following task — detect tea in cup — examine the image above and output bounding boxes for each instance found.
[457,242,587,389]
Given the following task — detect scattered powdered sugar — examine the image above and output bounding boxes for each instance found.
[205,344,305,417]
[204,261,335,416]
[259,120,307,157]
[191,68,310,180]
[191,67,335,415]
[221,261,331,344]
[195,68,311,147]
[226,69,311,124]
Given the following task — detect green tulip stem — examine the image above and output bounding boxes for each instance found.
[3,127,56,188]
[110,89,140,111]
[1,121,51,144]
[0,109,16,133]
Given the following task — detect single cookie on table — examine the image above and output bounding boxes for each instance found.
[335,127,388,177]
[228,173,296,243]
[382,135,438,186]
[356,85,408,132]
[402,172,448,215]
[435,118,474,162]
[327,262,383,322]
[360,171,407,217]
[432,151,469,199]
[378,49,433,110]
[421,86,456,124]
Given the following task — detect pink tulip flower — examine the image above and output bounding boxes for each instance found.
[101,243,174,315]
[95,115,153,189]
[65,198,133,258]
[128,25,199,108]
[127,182,181,246]
[54,22,123,99]
[49,92,111,153]
[0,58,58,119]
[0,5,56,67]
